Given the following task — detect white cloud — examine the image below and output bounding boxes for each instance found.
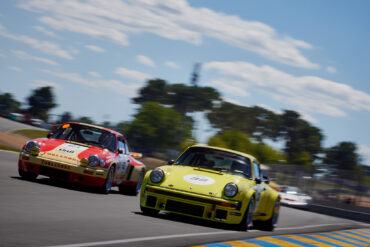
[34,26,58,37]
[204,61,370,117]
[42,69,141,97]
[209,79,249,97]
[222,97,244,106]
[358,145,370,166]
[18,0,319,69]
[32,80,61,89]
[9,66,23,71]
[85,45,105,53]
[326,66,337,73]
[165,61,179,69]
[296,111,319,124]
[136,55,155,67]
[257,104,282,115]
[0,24,74,59]
[11,50,58,66]
[115,67,152,82]
[88,71,102,78]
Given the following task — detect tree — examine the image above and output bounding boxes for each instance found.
[324,142,361,171]
[27,86,57,121]
[59,111,73,123]
[252,143,286,164]
[207,130,285,164]
[208,130,253,153]
[124,102,193,150]
[76,116,94,124]
[133,79,169,105]
[133,79,221,115]
[167,84,220,114]
[280,110,323,165]
[0,92,21,117]
[207,102,282,141]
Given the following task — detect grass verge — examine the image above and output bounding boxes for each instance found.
[0,144,20,152]
[12,129,49,139]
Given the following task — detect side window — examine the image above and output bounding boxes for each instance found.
[118,139,127,154]
[253,161,261,179]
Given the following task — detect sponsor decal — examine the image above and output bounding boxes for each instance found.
[45,152,78,162]
[55,143,88,155]
[57,148,75,154]
[183,174,215,185]
[41,160,71,170]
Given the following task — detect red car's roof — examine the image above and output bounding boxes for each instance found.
[63,122,124,138]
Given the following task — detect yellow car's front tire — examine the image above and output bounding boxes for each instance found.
[140,205,159,216]
[254,198,280,231]
[238,196,255,231]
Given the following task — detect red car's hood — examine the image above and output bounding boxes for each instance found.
[34,138,116,168]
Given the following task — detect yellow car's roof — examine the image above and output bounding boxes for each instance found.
[189,144,257,162]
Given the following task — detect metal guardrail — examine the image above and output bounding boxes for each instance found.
[309,203,370,223]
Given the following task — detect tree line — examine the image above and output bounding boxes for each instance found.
[0,80,362,172]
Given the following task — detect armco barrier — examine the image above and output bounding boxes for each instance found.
[310,203,370,223]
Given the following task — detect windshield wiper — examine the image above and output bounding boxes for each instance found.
[193,167,224,174]
[230,169,250,178]
[66,140,91,147]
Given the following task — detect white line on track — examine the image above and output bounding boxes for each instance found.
[46,231,240,247]
[47,223,370,247]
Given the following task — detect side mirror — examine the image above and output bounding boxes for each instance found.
[47,132,53,138]
[263,175,270,184]
[130,152,143,159]
[255,177,262,184]
[168,159,175,165]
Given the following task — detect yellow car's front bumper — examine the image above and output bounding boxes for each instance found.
[140,185,245,224]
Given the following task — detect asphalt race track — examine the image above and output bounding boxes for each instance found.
[0,151,369,247]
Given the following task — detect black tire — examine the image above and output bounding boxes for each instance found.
[119,185,138,196]
[254,197,280,231]
[140,205,159,216]
[238,196,255,231]
[18,169,38,181]
[99,166,114,194]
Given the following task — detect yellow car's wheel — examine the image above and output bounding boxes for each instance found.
[238,196,255,231]
[254,198,280,231]
[140,205,159,216]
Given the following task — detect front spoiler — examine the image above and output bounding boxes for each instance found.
[140,185,244,224]
[18,152,107,187]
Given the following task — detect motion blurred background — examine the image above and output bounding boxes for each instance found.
[1,0,370,217]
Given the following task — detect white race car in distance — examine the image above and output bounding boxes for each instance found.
[276,186,312,209]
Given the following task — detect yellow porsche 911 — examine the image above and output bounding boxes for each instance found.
[139,145,280,231]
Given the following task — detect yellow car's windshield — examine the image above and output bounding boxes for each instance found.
[175,147,252,179]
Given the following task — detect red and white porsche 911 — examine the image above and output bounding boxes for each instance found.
[18,122,145,195]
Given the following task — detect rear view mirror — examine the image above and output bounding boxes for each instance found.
[263,175,270,184]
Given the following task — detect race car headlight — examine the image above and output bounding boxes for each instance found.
[224,183,238,197]
[88,154,100,167]
[25,141,40,155]
[150,169,164,183]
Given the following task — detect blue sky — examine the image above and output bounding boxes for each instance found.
[1,0,370,166]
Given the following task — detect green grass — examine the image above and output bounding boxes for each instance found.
[0,144,20,152]
[12,129,49,139]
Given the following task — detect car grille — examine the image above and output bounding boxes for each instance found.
[146,196,157,207]
[147,187,240,209]
[39,166,69,180]
[165,200,204,217]
[215,209,227,220]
